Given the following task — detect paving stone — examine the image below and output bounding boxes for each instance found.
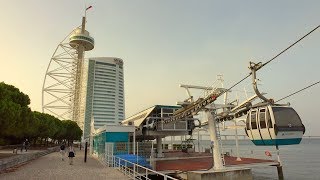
[0,149,128,180]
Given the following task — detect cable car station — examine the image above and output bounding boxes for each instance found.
[90,25,320,180]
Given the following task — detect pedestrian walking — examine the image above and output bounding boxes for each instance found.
[20,139,29,152]
[20,141,25,152]
[24,139,29,152]
[60,143,66,161]
[68,144,76,165]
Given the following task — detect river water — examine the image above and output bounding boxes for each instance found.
[249,138,320,180]
[200,138,320,180]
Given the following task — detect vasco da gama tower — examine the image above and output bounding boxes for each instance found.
[42,16,94,131]
[42,16,125,138]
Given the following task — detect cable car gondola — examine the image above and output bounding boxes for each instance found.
[245,105,305,146]
[245,62,305,146]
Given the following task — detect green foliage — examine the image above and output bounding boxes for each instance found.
[0,100,21,137]
[0,82,83,145]
[0,82,30,106]
[0,82,29,141]
[62,120,83,142]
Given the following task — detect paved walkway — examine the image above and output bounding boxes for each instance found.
[0,149,128,180]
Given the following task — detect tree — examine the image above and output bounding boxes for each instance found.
[0,82,83,146]
[0,82,31,144]
[62,120,83,144]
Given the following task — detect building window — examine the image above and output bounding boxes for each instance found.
[96,61,116,66]
[94,83,116,87]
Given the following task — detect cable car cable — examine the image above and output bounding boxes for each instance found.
[165,25,319,124]
[219,25,320,96]
[211,25,319,122]
[275,81,320,103]
[258,25,320,71]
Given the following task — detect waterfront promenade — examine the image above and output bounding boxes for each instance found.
[0,149,128,180]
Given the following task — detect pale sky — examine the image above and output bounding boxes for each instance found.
[0,1,319,135]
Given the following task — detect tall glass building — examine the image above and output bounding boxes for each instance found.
[83,57,125,138]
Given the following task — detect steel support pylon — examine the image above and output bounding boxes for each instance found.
[206,110,224,170]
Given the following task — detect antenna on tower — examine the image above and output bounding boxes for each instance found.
[85,5,93,19]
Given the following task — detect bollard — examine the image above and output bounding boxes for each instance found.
[84,142,88,163]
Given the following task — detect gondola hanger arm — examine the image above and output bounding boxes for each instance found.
[249,61,274,104]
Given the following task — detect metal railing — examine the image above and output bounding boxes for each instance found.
[102,153,178,180]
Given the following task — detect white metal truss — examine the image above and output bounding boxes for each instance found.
[42,31,81,121]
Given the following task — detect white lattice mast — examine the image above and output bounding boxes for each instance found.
[42,14,94,128]
[70,16,94,126]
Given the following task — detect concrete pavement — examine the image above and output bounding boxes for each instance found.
[0,149,128,180]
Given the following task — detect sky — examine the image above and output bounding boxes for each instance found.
[0,0,319,135]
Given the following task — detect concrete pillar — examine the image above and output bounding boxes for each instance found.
[133,130,136,155]
[206,110,224,170]
[156,136,164,158]
[197,130,200,153]
[89,136,93,155]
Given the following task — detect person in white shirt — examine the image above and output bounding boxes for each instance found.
[59,143,66,161]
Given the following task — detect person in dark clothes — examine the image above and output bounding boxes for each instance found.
[20,139,29,152]
[20,141,25,152]
[24,139,29,152]
[68,144,76,165]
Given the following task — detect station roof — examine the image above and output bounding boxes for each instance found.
[121,105,181,127]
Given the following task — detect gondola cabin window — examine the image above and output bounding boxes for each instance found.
[251,111,257,129]
[272,107,302,127]
[259,109,267,128]
[266,108,273,128]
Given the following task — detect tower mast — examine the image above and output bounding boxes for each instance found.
[70,15,94,128]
